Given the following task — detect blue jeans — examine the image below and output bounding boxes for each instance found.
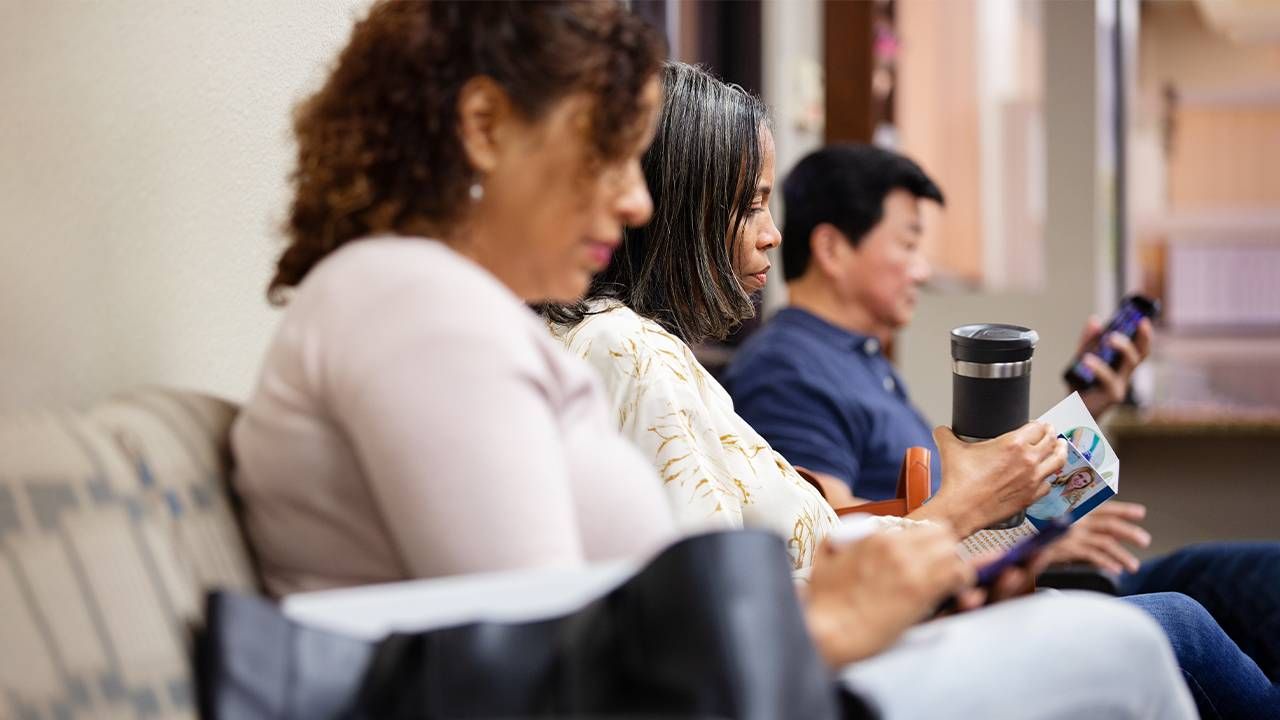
[1120,542,1280,683]
[1123,592,1280,719]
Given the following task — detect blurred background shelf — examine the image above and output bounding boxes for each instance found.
[1109,405,1280,436]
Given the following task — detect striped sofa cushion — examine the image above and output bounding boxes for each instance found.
[0,388,257,720]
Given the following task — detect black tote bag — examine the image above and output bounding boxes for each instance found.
[197,530,876,720]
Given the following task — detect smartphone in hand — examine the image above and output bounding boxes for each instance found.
[1063,294,1160,392]
[973,516,1072,587]
[935,517,1072,616]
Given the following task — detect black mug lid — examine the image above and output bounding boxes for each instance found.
[951,323,1038,364]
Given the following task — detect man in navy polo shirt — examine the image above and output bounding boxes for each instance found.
[724,144,1280,685]
[725,144,1148,508]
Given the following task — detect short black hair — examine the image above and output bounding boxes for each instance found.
[544,61,768,343]
[781,144,944,281]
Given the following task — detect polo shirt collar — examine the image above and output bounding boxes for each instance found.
[776,307,884,358]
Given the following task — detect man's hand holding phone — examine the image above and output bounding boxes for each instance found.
[1076,317,1152,417]
[1065,295,1158,418]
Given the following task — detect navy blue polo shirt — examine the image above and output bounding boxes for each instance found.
[723,307,941,500]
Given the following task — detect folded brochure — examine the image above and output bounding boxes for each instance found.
[959,392,1119,557]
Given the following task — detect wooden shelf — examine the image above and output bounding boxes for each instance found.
[1108,405,1280,437]
[1140,209,1280,242]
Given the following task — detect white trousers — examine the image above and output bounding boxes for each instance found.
[840,591,1197,719]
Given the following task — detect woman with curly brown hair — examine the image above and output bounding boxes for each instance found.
[234,0,674,597]
[231,3,1193,716]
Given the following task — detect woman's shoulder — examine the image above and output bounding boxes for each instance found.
[294,236,536,335]
[282,236,565,388]
[560,302,682,352]
[310,237,510,304]
[559,302,696,368]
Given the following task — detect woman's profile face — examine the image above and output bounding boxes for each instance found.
[477,77,662,303]
[731,126,781,294]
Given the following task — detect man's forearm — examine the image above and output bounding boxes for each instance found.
[906,491,984,537]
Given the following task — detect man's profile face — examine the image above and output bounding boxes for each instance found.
[842,189,932,331]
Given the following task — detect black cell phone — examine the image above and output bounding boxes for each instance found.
[1063,294,1160,392]
[973,517,1071,587]
[934,517,1072,615]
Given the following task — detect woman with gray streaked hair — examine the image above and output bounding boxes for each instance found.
[542,61,1063,562]
[545,61,854,566]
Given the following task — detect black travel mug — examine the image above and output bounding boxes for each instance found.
[951,324,1038,529]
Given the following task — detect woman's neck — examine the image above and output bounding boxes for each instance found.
[440,219,538,302]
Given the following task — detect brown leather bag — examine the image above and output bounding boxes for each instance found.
[795,447,932,518]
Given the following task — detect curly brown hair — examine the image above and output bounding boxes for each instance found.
[268,0,665,304]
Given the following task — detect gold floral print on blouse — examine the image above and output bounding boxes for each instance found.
[550,301,838,570]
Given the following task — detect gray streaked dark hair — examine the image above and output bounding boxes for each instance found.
[542,61,769,344]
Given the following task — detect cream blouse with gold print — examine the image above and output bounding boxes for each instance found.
[552,301,838,571]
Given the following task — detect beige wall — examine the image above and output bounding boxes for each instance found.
[1170,105,1280,210]
[0,1,365,412]
[1140,1,1280,101]
[1141,2,1280,213]
[760,0,824,316]
[1131,0,1280,225]
[895,0,984,285]
[898,0,1105,426]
